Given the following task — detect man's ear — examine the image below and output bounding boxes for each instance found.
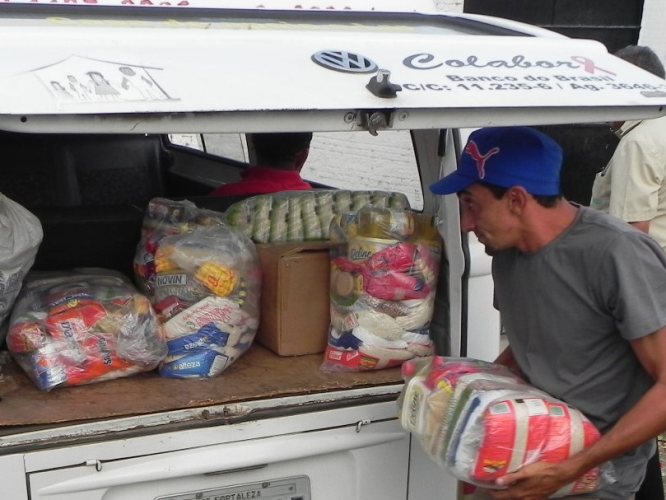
[506,186,529,214]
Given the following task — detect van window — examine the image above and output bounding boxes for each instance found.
[190,131,423,211]
[303,131,423,211]
[168,134,206,152]
[199,133,250,163]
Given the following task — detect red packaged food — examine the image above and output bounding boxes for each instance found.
[7,269,167,391]
[7,321,47,353]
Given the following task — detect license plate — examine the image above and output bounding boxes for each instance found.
[156,475,311,500]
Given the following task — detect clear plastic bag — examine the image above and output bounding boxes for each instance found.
[224,190,410,243]
[134,198,261,379]
[0,193,43,343]
[398,356,605,497]
[321,207,441,371]
[7,269,166,391]
[133,198,210,297]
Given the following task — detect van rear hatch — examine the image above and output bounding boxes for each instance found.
[0,3,665,133]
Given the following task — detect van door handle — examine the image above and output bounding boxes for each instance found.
[39,430,406,495]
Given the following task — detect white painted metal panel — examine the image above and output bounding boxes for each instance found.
[0,0,442,12]
[28,419,409,500]
[8,388,402,467]
[408,436,460,499]
[0,8,665,127]
[0,455,29,499]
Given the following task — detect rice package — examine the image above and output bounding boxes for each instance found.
[321,206,441,371]
[398,356,603,497]
[224,190,410,243]
[7,269,166,391]
[134,198,261,379]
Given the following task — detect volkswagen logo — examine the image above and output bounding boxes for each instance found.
[312,50,378,74]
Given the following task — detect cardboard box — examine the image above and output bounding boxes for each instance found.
[255,241,332,356]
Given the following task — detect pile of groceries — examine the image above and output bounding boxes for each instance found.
[134,198,261,379]
[398,356,603,497]
[1,188,441,391]
[7,270,166,391]
[223,189,443,371]
[322,205,442,371]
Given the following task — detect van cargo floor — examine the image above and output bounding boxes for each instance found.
[0,345,403,428]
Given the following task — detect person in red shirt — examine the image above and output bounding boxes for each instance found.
[210,132,313,197]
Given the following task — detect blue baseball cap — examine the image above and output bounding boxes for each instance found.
[430,127,563,196]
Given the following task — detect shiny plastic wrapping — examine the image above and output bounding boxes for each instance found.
[321,206,441,371]
[0,193,43,343]
[7,269,166,391]
[133,197,206,297]
[398,356,604,497]
[224,190,410,243]
[134,198,261,379]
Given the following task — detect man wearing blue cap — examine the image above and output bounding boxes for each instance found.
[431,126,666,499]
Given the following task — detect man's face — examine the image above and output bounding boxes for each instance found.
[458,183,517,254]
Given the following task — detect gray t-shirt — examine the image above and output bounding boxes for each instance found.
[492,205,666,498]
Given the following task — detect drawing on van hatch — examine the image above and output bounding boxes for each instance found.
[30,55,174,103]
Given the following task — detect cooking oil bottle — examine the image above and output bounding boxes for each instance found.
[357,206,415,240]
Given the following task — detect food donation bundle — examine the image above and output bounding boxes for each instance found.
[7,269,166,391]
[321,206,441,371]
[398,357,603,497]
[134,198,261,378]
[224,190,410,243]
[0,193,43,343]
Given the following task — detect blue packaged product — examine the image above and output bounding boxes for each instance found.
[29,344,68,391]
[166,323,229,356]
[159,349,230,378]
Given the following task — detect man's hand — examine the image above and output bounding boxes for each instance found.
[484,461,577,500]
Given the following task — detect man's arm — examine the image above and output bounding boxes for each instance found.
[489,325,666,499]
[493,344,526,379]
[630,220,651,233]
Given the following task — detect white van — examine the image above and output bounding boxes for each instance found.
[1,2,665,499]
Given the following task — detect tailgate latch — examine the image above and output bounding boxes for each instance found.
[366,69,402,99]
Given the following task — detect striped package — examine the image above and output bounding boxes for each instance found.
[397,356,603,497]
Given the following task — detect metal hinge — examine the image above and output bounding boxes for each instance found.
[360,111,392,136]
[355,419,371,433]
[84,459,103,471]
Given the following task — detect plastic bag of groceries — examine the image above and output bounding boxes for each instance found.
[321,206,441,371]
[0,193,43,344]
[133,198,202,297]
[224,190,410,243]
[7,269,166,391]
[398,356,605,498]
[134,198,261,379]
